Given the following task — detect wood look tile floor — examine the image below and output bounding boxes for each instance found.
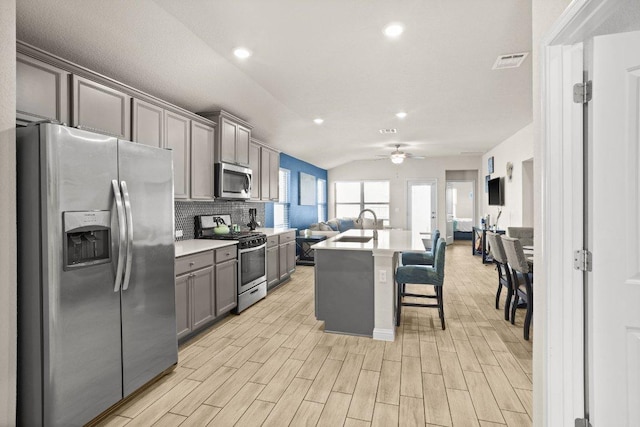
[98,242,533,427]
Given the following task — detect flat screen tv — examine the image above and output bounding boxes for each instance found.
[488,177,504,206]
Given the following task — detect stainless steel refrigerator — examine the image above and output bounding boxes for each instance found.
[17,123,178,426]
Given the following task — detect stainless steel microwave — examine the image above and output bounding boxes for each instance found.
[215,162,252,199]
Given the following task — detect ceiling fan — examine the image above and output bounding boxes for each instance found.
[377,144,425,164]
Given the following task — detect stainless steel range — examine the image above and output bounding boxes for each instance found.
[195,215,267,313]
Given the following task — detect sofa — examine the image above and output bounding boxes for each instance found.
[302,217,384,237]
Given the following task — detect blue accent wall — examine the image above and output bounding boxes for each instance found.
[263,153,328,230]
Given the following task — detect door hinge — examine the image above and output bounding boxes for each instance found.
[575,417,592,427]
[574,249,592,272]
[573,81,592,104]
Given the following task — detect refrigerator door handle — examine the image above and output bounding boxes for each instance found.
[112,179,126,292]
[121,180,134,291]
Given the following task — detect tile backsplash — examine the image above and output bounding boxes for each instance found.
[175,201,266,240]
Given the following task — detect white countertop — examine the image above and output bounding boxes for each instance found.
[312,229,429,255]
[255,227,297,237]
[175,239,238,257]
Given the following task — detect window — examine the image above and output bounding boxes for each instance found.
[317,179,327,222]
[335,181,390,226]
[274,168,290,228]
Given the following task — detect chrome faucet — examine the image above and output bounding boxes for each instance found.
[356,209,379,240]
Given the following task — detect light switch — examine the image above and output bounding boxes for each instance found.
[379,270,387,283]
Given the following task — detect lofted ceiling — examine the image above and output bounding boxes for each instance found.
[16,0,532,169]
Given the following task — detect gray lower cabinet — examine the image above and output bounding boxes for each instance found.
[277,231,296,282]
[164,111,191,200]
[216,259,237,314]
[175,250,214,340]
[190,121,215,200]
[131,98,164,148]
[286,241,296,274]
[191,266,215,330]
[266,236,280,290]
[71,75,131,139]
[175,274,191,339]
[16,53,69,125]
[175,246,237,341]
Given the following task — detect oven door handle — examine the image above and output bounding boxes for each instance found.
[238,242,266,253]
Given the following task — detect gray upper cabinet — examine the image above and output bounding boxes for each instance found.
[220,118,237,164]
[269,148,280,201]
[236,125,250,166]
[131,98,164,148]
[249,140,261,201]
[16,53,69,125]
[72,75,131,139]
[200,110,252,167]
[190,121,215,200]
[164,111,191,200]
[261,147,280,201]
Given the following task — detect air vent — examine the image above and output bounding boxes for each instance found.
[492,52,529,70]
[379,128,397,134]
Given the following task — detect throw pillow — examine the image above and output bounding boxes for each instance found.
[319,222,333,231]
[326,220,339,231]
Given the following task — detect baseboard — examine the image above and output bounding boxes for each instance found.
[373,328,395,341]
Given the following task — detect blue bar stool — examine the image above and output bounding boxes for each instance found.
[396,239,447,329]
[401,229,440,266]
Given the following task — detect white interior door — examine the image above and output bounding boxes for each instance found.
[407,180,436,233]
[590,30,640,426]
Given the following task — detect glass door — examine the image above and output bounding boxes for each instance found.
[407,180,437,233]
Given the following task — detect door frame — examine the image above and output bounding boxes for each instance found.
[406,179,437,233]
[446,179,476,243]
[541,0,620,425]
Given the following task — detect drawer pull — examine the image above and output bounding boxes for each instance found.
[189,261,195,266]
[250,288,260,295]
[225,252,230,256]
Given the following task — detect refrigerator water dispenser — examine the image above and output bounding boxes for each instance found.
[63,211,111,270]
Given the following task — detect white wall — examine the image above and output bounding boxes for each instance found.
[481,123,534,230]
[0,1,17,425]
[451,181,474,219]
[328,156,481,232]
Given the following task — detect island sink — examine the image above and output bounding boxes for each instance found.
[334,236,373,243]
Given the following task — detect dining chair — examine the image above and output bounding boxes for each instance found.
[401,229,440,266]
[395,239,447,330]
[502,236,533,340]
[486,232,513,320]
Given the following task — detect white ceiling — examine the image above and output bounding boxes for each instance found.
[16,0,532,169]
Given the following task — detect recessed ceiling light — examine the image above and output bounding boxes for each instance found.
[313,118,324,125]
[383,23,404,38]
[395,112,407,119]
[233,47,252,59]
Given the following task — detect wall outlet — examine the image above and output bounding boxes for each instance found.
[379,270,387,283]
[175,230,183,238]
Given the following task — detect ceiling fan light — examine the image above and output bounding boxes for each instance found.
[391,154,404,164]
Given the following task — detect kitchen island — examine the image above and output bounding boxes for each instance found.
[313,229,429,341]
